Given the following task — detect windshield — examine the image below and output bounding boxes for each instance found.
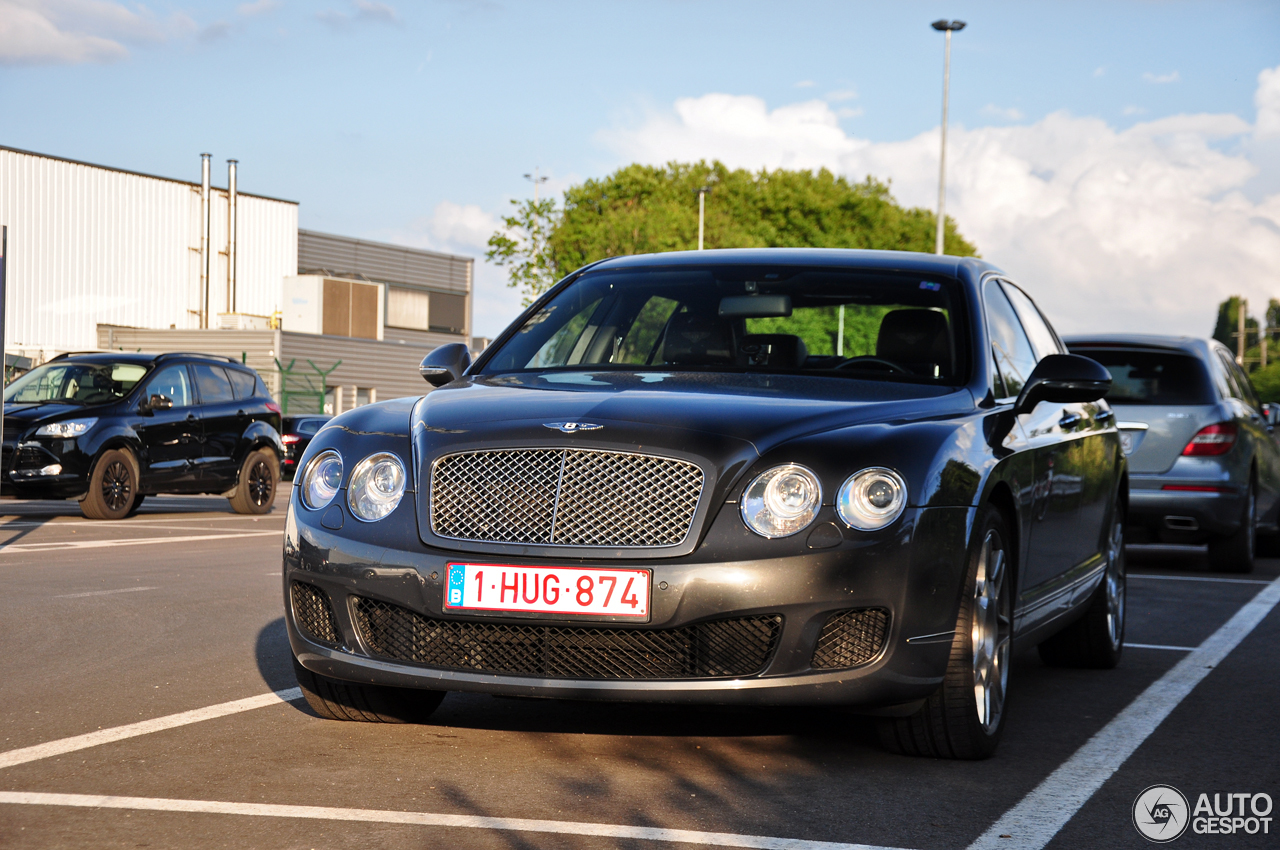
[483,266,966,384]
[3,361,150,406]
[1071,349,1215,406]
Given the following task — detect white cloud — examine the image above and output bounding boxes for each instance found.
[596,70,1280,338]
[237,0,281,15]
[1122,105,1147,116]
[0,0,176,64]
[1143,71,1181,84]
[317,0,399,29]
[825,88,858,103]
[981,104,1025,122]
[794,80,815,89]
[1093,66,1105,78]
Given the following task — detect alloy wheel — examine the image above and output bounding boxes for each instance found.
[101,461,132,512]
[972,529,1011,733]
[248,460,273,507]
[1104,514,1126,649]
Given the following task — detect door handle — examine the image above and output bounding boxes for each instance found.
[186,414,198,422]
[1059,412,1083,431]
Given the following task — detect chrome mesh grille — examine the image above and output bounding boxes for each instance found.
[811,608,890,669]
[430,448,704,547]
[353,596,782,679]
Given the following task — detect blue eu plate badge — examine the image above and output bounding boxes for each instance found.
[447,566,466,606]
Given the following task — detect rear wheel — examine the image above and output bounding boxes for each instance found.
[81,449,139,521]
[877,504,1011,759]
[229,449,278,515]
[1208,481,1255,574]
[292,657,445,723]
[1039,507,1126,669]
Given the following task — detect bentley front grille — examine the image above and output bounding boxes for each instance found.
[291,582,341,645]
[429,448,704,547]
[811,608,890,669]
[352,597,782,680]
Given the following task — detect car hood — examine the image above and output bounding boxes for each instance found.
[2,401,92,435]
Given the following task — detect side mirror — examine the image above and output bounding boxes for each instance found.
[1014,354,1111,415]
[144,393,173,413]
[419,343,473,388]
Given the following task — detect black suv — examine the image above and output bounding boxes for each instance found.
[2,352,283,519]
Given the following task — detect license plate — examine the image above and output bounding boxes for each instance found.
[445,563,650,618]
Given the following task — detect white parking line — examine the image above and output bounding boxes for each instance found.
[1123,642,1195,651]
[1129,574,1271,585]
[55,587,157,599]
[968,575,1280,850]
[0,791,909,850]
[0,530,281,553]
[0,688,302,770]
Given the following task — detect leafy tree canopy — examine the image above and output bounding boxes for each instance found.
[488,160,980,305]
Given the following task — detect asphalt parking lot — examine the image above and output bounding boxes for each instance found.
[0,491,1276,849]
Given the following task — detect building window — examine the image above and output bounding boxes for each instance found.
[388,286,431,331]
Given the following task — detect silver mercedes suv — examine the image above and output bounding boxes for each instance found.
[1064,334,1280,573]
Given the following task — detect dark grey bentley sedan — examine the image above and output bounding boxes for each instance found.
[284,249,1125,759]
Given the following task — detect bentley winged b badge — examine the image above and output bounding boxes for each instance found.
[543,421,603,433]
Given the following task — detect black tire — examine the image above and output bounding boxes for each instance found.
[877,504,1012,759]
[292,657,445,723]
[126,494,147,518]
[229,448,279,515]
[80,448,140,521]
[1208,481,1255,574]
[1038,506,1126,669]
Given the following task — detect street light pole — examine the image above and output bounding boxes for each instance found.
[697,187,710,250]
[523,168,549,204]
[932,19,965,256]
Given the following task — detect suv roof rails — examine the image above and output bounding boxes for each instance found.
[154,351,240,365]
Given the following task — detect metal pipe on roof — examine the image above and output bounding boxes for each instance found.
[227,159,238,314]
[200,153,211,328]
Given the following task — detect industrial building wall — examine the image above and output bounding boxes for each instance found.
[96,324,436,407]
[2,147,297,354]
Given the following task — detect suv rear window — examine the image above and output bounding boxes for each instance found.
[1072,349,1215,405]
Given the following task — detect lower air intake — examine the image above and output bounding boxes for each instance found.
[352,598,782,680]
[811,608,890,669]
[291,582,341,645]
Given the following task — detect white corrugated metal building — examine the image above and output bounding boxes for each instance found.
[0,145,298,355]
[1,146,477,412]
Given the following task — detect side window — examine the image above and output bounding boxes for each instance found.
[1215,351,1243,400]
[193,364,235,404]
[615,296,680,364]
[1230,361,1261,411]
[298,420,321,436]
[1002,282,1062,360]
[146,365,193,408]
[984,278,1039,399]
[227,369,257,400]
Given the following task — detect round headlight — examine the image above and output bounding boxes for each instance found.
[302,451,343,510]
[347,452,407,522]
[740,464,822,538]
[837,467,907,531]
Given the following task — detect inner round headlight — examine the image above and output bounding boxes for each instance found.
[837,467,907,531]
[302,451,343,510]
[347,452,407,522]
[740,464,822,538]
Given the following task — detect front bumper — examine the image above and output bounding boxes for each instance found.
[284,489,974,707]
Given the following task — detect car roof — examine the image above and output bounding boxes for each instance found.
[1062,333,1225,359]
[586,248,1004,277]
[51,351,248,368]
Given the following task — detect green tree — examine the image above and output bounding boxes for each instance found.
[1212,296,1259,353]
[488,160,979,304]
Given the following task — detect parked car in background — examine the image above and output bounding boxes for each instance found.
[280,415,333,480]
[285,249,1125,760]
[1064,334,1280,573]
[2,351,283,519]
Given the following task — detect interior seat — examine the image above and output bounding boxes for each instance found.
[875,309,953,377]
[739,334,808,369]
[662,310,736,366]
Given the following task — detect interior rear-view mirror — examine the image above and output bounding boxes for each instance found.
[718,294,792,319]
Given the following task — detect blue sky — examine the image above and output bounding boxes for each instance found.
[3,0,1279,336]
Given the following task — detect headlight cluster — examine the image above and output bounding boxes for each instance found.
[36,418,97,437]
[740,463,907,538]
[299,449,407,522]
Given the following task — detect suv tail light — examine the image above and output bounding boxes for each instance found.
[1182,422,1237,456]
[266,401,281,414]
[281,434,301,445]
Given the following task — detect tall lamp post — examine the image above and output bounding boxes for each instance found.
[696,186,710,250]
[524,168,548,203]
[931,19,965,255]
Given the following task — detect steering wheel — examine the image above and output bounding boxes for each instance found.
[836,356,911,375]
